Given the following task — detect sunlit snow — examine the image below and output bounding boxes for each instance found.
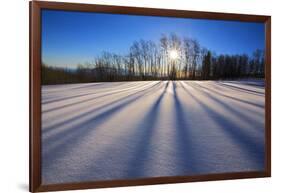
[41,80,265,184]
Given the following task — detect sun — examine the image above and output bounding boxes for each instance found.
[169,49,179,60]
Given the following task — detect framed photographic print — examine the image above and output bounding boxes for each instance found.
[30,1,271,192]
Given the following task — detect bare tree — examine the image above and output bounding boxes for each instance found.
[190,39,200,79]
[202,50,211,80]
[140,39,149,77]
[130,41,143,77]
[183,38,191,79]
[160,34,169,77]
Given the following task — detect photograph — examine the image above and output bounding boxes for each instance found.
[41,9,266,185]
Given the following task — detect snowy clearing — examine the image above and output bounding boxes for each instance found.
[41,80,265,184]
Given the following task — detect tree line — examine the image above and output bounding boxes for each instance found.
[42,33,265,84]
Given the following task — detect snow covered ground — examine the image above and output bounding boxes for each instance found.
[41,80,265,184]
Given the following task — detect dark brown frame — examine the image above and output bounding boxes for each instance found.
[30,1,271,192]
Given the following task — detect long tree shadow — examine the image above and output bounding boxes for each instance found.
[42,82,158,113]
[57,82,169,183]
[42,81,164,161]
[223,80,265,88]
[215,82,264,96]
[172,81,200,174]
[42,81,161,135]
[41,82,130,99]
[68,82,137,91]
[186,82,264,132]
[192,82,264,109]
[43,82,104,94]
[125,81,169,178]
[42,81,151,105]
[43,82,168,183]
[42,90,101,105]
[180,82,265,169]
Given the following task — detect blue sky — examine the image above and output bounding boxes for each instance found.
[42,9,265,68]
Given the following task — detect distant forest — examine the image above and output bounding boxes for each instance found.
[42,33,265,85]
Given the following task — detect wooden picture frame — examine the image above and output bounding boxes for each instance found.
[30,1,271,192]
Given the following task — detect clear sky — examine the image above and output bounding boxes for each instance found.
[42,9,265,68]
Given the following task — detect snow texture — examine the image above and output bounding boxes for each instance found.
[41,80,265,184]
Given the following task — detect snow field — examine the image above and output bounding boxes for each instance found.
[41,80,265,184]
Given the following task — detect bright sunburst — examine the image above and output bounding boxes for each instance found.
[169,49,179,60]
